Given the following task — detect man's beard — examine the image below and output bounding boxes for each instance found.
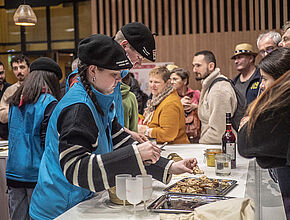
[195,69,211,81]
[0,80,3,85]
[17,73,25,82]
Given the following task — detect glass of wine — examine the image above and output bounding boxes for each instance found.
[126,177,143,217]
[136,174,152,212]
[115,174,132,210]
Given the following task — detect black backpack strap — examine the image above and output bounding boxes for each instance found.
[208,77,231,92]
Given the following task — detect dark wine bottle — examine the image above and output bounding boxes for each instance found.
[222,113,236,169]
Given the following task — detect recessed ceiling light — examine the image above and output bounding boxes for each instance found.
[65,28,74,32]
[10,32,20,35]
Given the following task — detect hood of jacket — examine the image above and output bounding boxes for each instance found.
[121,82,131,98]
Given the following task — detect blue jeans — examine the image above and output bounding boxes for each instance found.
[8,186,34,220]
[275,167,290,219]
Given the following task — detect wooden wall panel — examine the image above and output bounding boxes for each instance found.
[91,0,289,90]
[275,0,280,29]
[283,0,288,23]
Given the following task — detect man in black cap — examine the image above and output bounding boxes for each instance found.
[114,22,156,67]
[113,22,156,142]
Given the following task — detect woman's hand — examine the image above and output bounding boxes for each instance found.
[181,96,197,112]
[137,141,161,164]
[138,124,147,135]
[238,116,249,131]
[169,158,198,175]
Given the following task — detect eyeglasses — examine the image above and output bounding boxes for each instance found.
[259,46,275,56]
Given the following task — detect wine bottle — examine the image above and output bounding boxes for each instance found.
[222,113,236,169]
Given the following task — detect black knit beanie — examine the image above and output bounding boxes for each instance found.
[30,57,62,80]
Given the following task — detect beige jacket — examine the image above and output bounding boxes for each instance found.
[0,82,21,123]
[198,68,237,144]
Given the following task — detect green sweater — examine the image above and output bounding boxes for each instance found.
[121,82,139,132]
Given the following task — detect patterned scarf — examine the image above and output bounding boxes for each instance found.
[143,84,174,125]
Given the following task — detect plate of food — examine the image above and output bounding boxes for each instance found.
[164,175,237,196]
[148,193,232,213]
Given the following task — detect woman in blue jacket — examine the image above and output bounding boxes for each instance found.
[29,34,198,220]
[6,57,62,220]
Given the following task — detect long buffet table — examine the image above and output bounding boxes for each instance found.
[54,144,286,220]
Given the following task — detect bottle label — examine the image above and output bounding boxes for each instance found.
[226,143,236,160]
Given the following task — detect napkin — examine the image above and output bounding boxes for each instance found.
[159,197,255,220]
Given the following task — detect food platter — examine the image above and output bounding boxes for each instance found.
[148,193,232,213]
[164,176,237,196]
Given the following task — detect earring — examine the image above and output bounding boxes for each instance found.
[92,77,96,82]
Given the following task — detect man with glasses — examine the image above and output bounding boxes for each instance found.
[0,55,30,124]
[257,31,281,57]
[279,21,290,48]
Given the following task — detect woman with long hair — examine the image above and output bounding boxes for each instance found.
[6,57,62,220]
[259,47,290,93]
[238,70,290,218]
[29,35,197,220]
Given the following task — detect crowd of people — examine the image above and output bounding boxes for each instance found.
[0,20,289,219]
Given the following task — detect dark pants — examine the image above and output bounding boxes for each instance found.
[8,186,34,220]
[275,167,290,219]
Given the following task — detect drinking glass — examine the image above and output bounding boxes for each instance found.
[126,177,143,216]
[215,153,231,176]
[136,174,152,212]
[115,174,132,209]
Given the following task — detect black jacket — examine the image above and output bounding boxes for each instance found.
[0,81,11,139]
[233,68,261,105]
[238,106,290,168]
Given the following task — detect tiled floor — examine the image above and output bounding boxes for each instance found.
[245,160,286,220]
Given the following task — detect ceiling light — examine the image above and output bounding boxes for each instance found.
[13,5,37,26]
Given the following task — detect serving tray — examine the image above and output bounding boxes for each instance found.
[148,193,232,213]
[164,176,237,196]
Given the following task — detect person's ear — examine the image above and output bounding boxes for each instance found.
[208,62,215,72]
[249,55,254,63]
[120,40,129,49]
[88,65,97,78]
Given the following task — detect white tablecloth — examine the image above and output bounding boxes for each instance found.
[56,144,252,220]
